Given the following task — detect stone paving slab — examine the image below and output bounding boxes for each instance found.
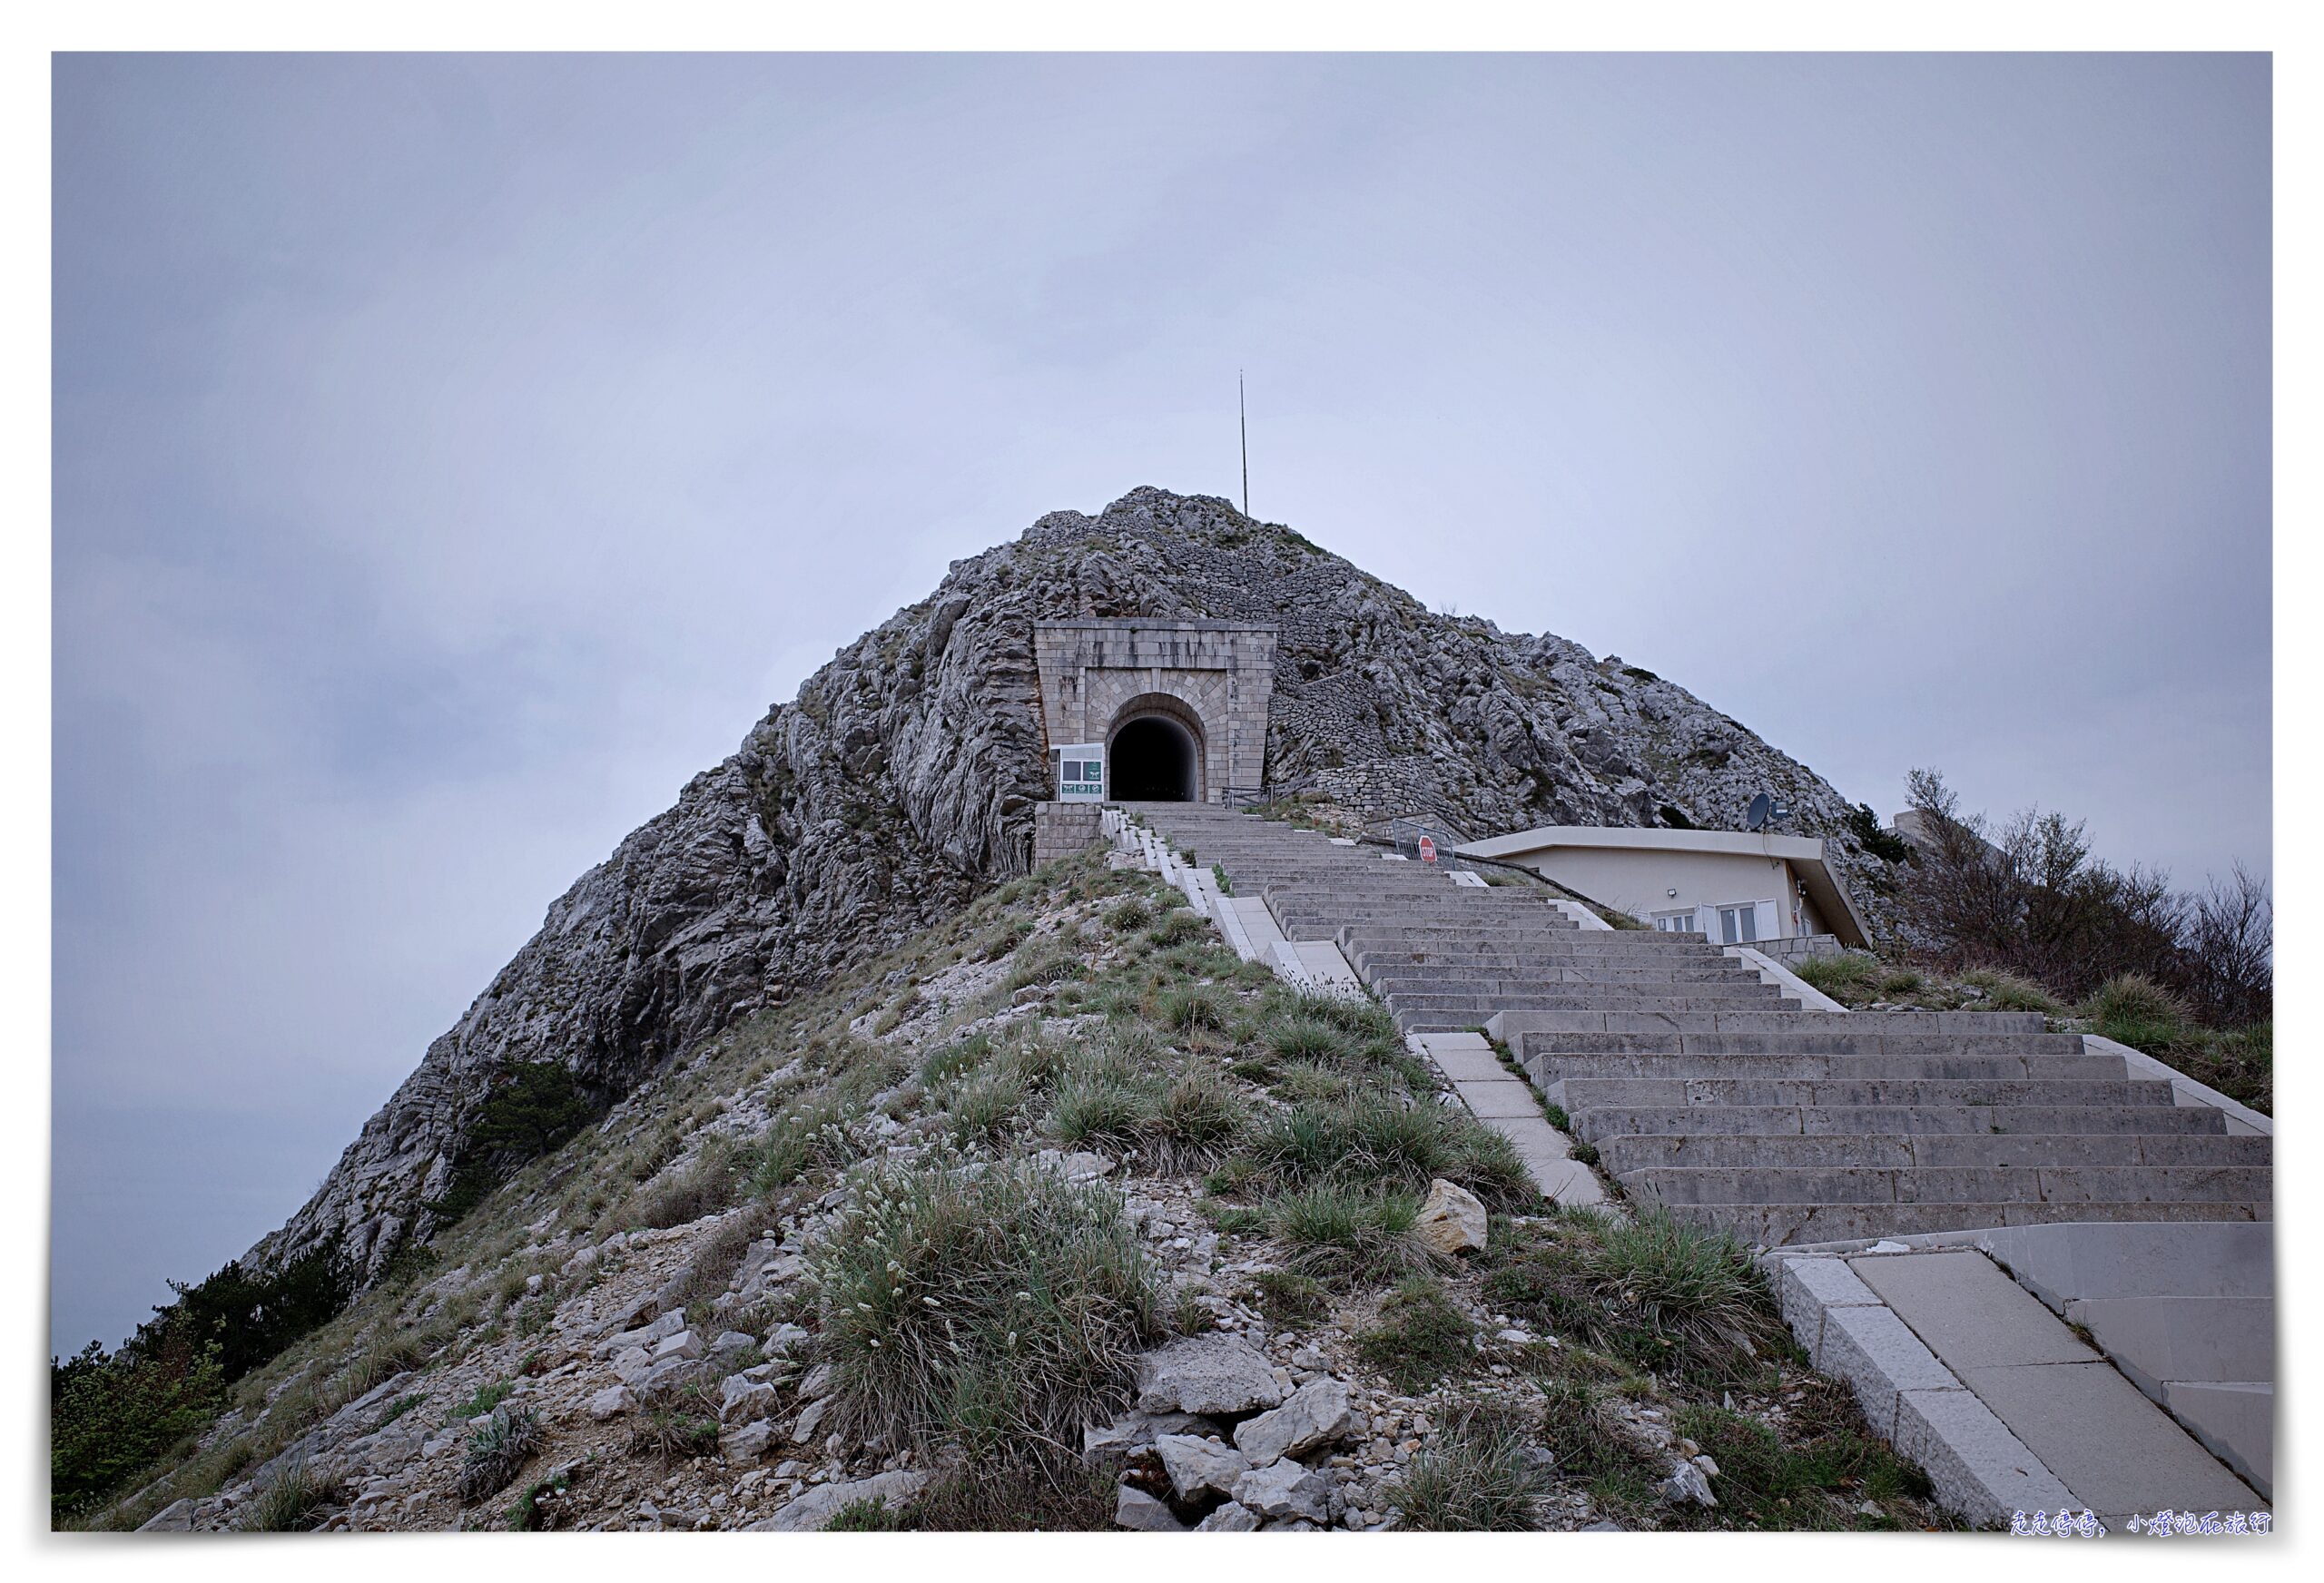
[1977,1220,2273,1305]
[1452,1079,1542,1119]
[1850,1251,2101,1367]
[2162,1381,2273,1497]
[1892,1386,2077,1529]
[1955,1360,2262,1519]
[2066,1296,2274,1392]
[1429,1047,1512,1084]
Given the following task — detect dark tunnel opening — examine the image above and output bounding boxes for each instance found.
[1108,714,1201,801]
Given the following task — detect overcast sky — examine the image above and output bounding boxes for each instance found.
[52,53,2270,1352]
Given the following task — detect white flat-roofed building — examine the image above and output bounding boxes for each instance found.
[1454,824,1872,949]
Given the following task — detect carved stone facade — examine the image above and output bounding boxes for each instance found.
[1032,621,1278,801]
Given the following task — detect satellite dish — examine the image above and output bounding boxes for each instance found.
[1746,793,1771,832]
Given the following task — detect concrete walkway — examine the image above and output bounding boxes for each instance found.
[1410,1030,1604,1205]
[1771,1241,2265,1525]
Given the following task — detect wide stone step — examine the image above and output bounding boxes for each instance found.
[1569,1104,2232,1140]
[1393,1005,1803,1035]
[1660,1198,2270,1245]
[1353,951,1742,976]
[1373,965,1777,986]
[1514,1030,2091,1057]
[1490,1008,2053,1037]
[1551,1075,2181,1109]
[1624,1163,2271,1206]
[1344,932,1724,953]
[1388,993,1797,1026]
[1273,901,1580,925]
[1334,917,1689,937]
[1596,1132,2270,1171]
[1522,1052,2130,1084]
[1372,971,1776,995]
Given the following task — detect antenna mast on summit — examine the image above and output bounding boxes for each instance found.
[1239,370,1249,518]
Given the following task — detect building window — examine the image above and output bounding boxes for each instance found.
[1718,904,1758,945]
[1651,909,1696,933]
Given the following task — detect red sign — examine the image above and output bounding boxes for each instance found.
[1417,835,1437,864]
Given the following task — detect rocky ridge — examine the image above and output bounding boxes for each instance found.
[252,487,1892,1283]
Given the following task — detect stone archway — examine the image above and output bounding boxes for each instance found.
[1032,621,1277,807]
[1107,693,1206,801]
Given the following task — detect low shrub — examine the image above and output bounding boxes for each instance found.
[1250,1269,1330,1328]
[1794,952,1878,993]
[1484,1212,1784,1384]
[1355,1277,1479,1391]
[808,1152,1167,1456]
[1146,911,1214,950]
[457,1405,541,1503]
[1265,1184,1439,1287]
[1388,1402,1551,1530]
[1154,984,1234,1031]
[625,1139,743,1230]
[2084,973,2191,1047]
[1958,968,2064,1015]
[237,1458,337,1532]
[49,1332,224,1523]
[1674,1391,1935,1529]
[1103,897,1154,934]
[936,1065,1033,1148]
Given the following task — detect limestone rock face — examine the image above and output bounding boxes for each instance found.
[245,486,1887,1282]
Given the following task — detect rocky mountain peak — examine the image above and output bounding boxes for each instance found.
[248,487,1882,1282]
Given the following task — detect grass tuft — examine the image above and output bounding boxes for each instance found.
[807,1151,1167,1455]
[1388,1403,1551,1530]
[456,1405,541,1503]
[2084,973,2191,1047]
[1355,1276,1479,1391]
[1265,1183,1441,1287]
[237,1458,337,1532]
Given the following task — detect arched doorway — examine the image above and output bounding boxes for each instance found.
[1108,696,1206,801]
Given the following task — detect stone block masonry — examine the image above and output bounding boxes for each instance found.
[1033,621,1276,801]
[1032,801,1104,867]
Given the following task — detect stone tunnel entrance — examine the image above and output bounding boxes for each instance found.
[1108,704,1204,801]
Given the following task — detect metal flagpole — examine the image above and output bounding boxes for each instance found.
[1239,371,1249,518]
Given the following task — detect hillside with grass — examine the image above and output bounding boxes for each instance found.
[67,852,1955,1534]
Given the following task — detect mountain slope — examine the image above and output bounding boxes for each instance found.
[253,486,1886,1280]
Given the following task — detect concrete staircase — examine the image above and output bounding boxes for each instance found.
[1122,801,2272,1520]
